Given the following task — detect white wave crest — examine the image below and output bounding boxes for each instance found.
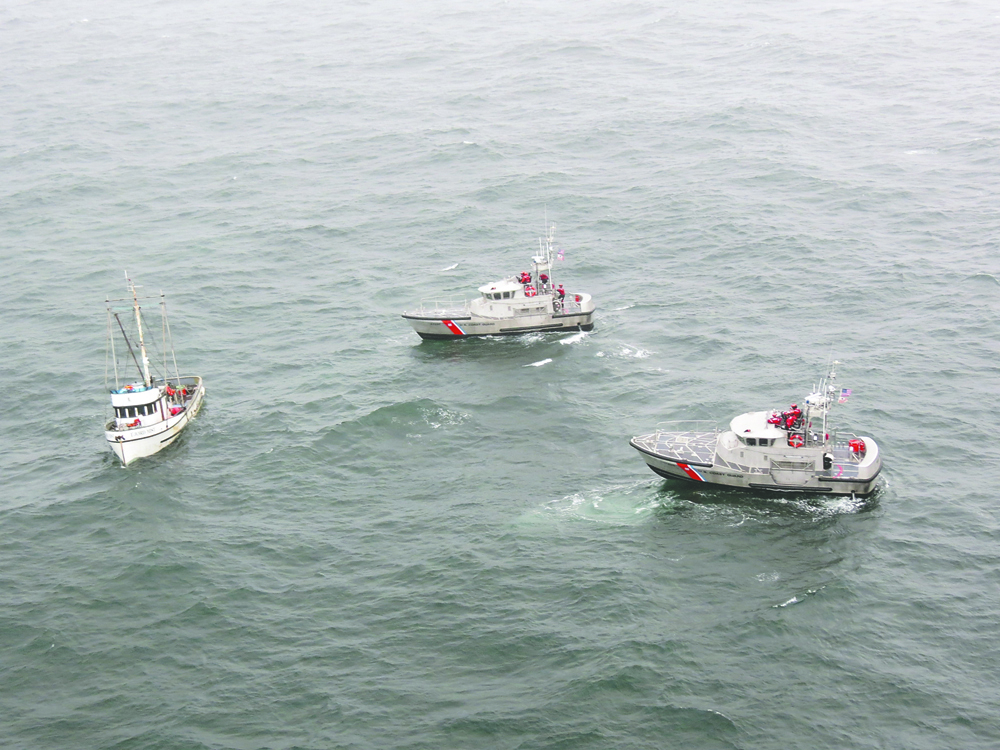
[596,344,650,359]
[559,331,589,345]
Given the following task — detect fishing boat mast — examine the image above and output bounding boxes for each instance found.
[127,272,153,388]
[161,290,181,387]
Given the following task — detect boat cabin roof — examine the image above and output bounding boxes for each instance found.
[531,256,552,272]
[478,279,522,294]
[729,410,786,439]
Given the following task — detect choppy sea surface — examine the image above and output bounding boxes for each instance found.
[3,1,1000,748]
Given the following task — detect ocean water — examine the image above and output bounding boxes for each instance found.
[2,0,1000,747]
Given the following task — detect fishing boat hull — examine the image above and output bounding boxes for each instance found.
[630,430,882,496]
[105,377,205,466]
[402,310,595,339]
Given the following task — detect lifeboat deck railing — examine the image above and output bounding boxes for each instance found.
[829,433,867,464]
[777,428,867,462]
[632,421,720,466]
[407,299,471,316]
[553,299,584,315]
[654,420,720,437]
[407,293,590,319]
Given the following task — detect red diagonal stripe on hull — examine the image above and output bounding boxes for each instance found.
[677,463,704,481]
[442,319,465,335]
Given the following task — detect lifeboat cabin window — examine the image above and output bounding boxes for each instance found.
[503,291,511,299]
[746,438,757,446]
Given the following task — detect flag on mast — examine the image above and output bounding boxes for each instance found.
[557,247,564,261]
[838,388,852,404]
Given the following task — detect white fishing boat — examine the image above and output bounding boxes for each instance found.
[104,274,205,467]
[630,362,882,496]
[402,223,596,339]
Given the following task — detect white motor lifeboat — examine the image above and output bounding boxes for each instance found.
[402,223,596,339]
[629,362,882,496]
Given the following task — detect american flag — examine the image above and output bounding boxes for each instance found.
[838,388,852,404]
[557,247,564,261]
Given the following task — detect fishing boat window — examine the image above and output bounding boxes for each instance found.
[117,404,158,418]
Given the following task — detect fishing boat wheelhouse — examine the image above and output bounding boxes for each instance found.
[104,274,205,466]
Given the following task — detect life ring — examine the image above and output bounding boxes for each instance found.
[788,433,804,448]
[849,438,866,454]
[524,286,536,297]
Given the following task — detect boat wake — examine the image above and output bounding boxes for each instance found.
[535,480,662,525]
[596,344,650,359]
[774,586,825,608]
[318,399,472,445]
[514,332,547,344]
[673,483,879,518]
[559,331,589,345]
[755,491,872,517]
